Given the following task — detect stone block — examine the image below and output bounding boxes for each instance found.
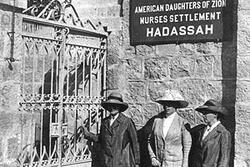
[121,0,129,15]
[195,42,222,55]
[155,44,178,57]
[123,46,136,59]
[235,104,250,125]
[239,0,250,10]
[238,30,250,56]
[205,80,223,102]
[0,81,20,110]
[107,5,121,17]
[125,104,145,125]
[74,0,117,8]
[235,124,250,160]
[0,12,11,31]
[148,81,177,101]
[99,17,121,31]
[124,58,143,80]
[177,108,205,127]
[177,79,207,106]
[169,56,195,79]
[134,45,156,58]
[106,68,120,90]
[107,33,122,62]
[97,7,108,18]
[194,55,214,78]
[125,81,146,103]
[236,81,250,102]
[237,56,250,78]
[142,103,160,121]
[179,43,197,55]
[238,10,250,55]
[144,58,169,80]
[107,53,121,67]
[78,7,98,19]
[1,61,21,82]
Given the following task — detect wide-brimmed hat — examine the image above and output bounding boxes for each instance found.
[195,99,228,116]
[155,90,188,108]
[101,92,128,112]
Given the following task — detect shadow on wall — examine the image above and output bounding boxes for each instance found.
[221,0,237,166]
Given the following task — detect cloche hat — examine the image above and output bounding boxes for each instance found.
[101,92,128,112]
[195,99,228,116]
[155,90,188,108]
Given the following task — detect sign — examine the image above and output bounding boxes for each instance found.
[129,0,232,45]
[51,123,68,137]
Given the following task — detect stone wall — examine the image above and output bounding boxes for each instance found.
[0,3,29,167]
[74,0,249,166]
[0,0,249,166]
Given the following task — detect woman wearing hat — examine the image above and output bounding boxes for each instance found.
[147,90,192,167]
[190,99,231,167]
[83,92,140,167]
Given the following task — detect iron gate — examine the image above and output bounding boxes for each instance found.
[17,1,108,166]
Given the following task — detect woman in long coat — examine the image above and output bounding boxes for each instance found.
[190,99,231,167]
[83,92,140,167]
[148,90,192,167]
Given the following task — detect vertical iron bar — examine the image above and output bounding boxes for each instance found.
[58,28,68,167]
[66,45,70,97]
[89,49,93,97]
[32,40,35,95]
[74,47,78,151]
[40,41,46,157]
[50,43,55,94]
[49,105,52,157]
[96,49,101,133]
[49,43,55,157]
[88,49,93,131]
[30,39,36,155]
[56,46,59,94]
[82,48,85,96]
[75,47,78,96]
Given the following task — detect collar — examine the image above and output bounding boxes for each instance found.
[110,113,119,120]
[207,120,221,131]
[163,112,176,119]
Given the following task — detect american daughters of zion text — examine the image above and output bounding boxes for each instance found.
[134,0,226,37]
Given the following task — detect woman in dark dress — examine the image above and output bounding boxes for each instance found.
[190,99,231,167]
[83,92,140,167]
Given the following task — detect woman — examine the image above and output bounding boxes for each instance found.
[83,92,140,167]
[190,99,231,167]
[148,90,192,167]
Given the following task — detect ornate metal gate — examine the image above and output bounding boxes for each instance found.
[17,1,108,166]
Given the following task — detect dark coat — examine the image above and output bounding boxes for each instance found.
[189,123,231,167]
[86,113,140,167]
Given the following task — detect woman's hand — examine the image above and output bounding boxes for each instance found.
[151,157,161,166]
